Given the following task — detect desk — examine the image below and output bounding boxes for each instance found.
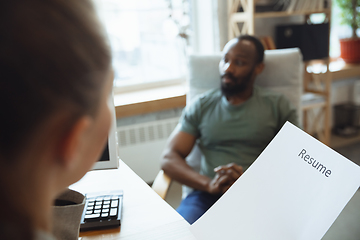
[70,160,196,240]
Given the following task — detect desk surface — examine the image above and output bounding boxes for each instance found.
[71,161,196,240]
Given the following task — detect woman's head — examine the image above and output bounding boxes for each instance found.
[0,0,114,236]
[0,0,112,163]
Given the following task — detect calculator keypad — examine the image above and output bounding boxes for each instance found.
[84,196,119,221]
[80,191,123,231]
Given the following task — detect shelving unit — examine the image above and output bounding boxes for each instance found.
[228,0,331,37]
[227,0,333,145]
[302,59,332,145]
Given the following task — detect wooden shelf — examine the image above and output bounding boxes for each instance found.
[256,9,330,18]
[231,9,330,20]
[330,60,360,80]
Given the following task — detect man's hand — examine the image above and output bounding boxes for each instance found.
[213,163,243,193]
[206,173,233,195]
[215,163,243,179]
[205,163,243,195]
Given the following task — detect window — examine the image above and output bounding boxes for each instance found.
[93,0,191,92]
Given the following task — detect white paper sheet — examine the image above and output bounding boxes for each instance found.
[189,122,360,240]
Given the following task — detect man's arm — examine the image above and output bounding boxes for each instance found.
[214,163,244,192]
[279,95,300,128]
[161,128,231,195]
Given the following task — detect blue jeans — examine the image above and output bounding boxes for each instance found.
[176,190,222,224]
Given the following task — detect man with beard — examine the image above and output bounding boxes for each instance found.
[161,35,299,224]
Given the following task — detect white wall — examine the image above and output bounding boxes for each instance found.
[191,0,218,54]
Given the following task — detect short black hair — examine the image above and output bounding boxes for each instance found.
[237,35,264,64]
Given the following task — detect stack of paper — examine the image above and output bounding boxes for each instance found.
[190,122,360,240]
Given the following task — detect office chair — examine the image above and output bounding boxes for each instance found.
[152,48,304,200]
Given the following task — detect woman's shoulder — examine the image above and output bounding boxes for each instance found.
[34,230,57,240]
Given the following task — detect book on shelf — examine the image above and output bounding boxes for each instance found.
[287,0,298,12]
[284,0,328,13]
[309,0,318,11]
[295,0,305,11]
[260,36,276,50]
[302,0,311,11]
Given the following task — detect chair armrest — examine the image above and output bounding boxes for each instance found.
[151,170,172,200]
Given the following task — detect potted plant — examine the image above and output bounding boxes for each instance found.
[336,0,360,63]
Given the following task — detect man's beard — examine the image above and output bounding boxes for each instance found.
[220,69,254,98]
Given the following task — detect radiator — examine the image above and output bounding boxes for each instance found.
[117,117,179,183]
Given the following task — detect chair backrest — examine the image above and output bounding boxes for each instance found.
[182,48,304,198]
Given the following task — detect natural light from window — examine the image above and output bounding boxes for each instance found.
[93,0,190,92]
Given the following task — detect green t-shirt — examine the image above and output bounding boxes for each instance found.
[180,86,299,178]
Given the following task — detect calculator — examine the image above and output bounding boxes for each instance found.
[80,190,123,231]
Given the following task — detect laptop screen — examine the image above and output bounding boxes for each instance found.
[98,144,110,162]
[91,93,119,170]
